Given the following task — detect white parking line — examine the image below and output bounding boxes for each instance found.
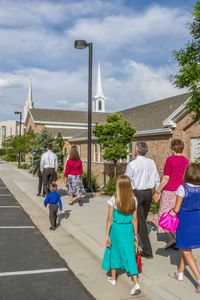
[0,226,35,229]
[0,206,20,208]
[0,268,69,277]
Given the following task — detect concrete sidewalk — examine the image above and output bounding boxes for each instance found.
[0,161,200,300]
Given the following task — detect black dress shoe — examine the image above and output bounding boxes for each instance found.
[141,253,153,259]
[36,193,41,196]
[171,244,179,250]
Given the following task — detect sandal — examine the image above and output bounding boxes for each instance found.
[168,272,184,281]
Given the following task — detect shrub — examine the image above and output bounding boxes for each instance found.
[18,162,30,169]
[104,177,116,196]
[82,171,100,192]
[150,201,160,214]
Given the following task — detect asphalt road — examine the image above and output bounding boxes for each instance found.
[0,177,95,300]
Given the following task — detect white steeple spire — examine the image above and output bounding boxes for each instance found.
[23,75,34,122]
[27,74,33,108]
[96,63,104,98]
[93,63,105,112]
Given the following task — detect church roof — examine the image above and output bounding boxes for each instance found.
[46,128,86,139]
[30,108,109,124]
[118,93,190,131]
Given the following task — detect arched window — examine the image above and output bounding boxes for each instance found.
[98,101,102,111]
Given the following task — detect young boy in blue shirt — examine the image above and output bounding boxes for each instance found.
[44,182,62,230]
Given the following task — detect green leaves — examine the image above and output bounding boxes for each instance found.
[173,1,200,121]
[94,113,136,169]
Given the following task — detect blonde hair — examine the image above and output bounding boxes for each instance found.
[115,175,136,214]
[69,146,80,160]
[50,182,58,192]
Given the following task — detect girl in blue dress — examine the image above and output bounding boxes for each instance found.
[170,163,200,293]
[102,175,141,296]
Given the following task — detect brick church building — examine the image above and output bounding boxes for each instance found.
[24,67,200,185]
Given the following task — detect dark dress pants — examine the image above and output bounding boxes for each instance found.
[43,168,55,195]
[134,189,153,257]
[49,204,58,228]
[38,175,44,196]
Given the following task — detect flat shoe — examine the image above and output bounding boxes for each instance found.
[130,284,141,295]
[168,272,183,281]
[107,277,116,286]
[165,240,176,249]
[196,284,200,294]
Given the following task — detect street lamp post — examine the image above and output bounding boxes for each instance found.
[15,111,22,167]
[74,40,93,192]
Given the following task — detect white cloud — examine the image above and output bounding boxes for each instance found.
[0,1,192,120]
[68,5,190,56]
[103,60,186,111]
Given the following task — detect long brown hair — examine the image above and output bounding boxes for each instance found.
[115,175,136,214]
[69,146,80,160]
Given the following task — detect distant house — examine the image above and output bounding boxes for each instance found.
[24,93,200,185]
[0,120,22,148]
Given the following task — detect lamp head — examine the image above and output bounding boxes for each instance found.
[74,40,87,49]
[15,111,20,114]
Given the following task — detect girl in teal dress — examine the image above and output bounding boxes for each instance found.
[102,175,141,296]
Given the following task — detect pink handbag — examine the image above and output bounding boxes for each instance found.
[158,209,180,232]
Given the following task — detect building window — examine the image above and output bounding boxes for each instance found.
[98,101,102,111]
[94,144,98,161]
[2,126,6,144]
[93,143,103,162]
[191,137,200,162]
[127,143,133,162]
[99,144,103,162]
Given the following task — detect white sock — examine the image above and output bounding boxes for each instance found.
[134,283,140,289]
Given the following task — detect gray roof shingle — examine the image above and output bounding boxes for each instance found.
[30,109,109,124]
[118,93,189,131]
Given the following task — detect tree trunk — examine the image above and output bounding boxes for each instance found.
[114,162,117,178]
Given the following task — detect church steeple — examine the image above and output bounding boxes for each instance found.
[23,75,34,122]
[93,63,105,112]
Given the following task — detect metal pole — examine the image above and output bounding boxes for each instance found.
[18,112,22,167]
[87,43,93,192]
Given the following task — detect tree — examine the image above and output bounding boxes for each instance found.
[33,128,54,157]
[94,113,136,177]
[3,131,36,163]
[173,1,200,121]
[54,132,64,172]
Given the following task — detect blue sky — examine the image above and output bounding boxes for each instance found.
[0,0,196,120]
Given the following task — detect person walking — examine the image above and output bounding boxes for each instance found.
[33,157,45,197]
[40,144,58,196]
[44,182,62,230]
[125,141,160,258]
[153,139,189,249]
[169,163,200,294]
[102,175,141,296]
[64,146,85,206]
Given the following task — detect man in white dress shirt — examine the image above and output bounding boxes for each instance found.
[40,144,58,196]
[125,141,160,258]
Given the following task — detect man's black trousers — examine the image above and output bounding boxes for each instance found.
[134,189,153,257]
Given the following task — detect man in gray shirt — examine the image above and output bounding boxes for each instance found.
[125,141,160,258]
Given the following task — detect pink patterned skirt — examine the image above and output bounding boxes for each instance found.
[157,190,177,233]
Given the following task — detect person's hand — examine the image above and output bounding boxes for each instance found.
[134,235,138,243]
[105,235,111,247]
[153,192,161,202]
